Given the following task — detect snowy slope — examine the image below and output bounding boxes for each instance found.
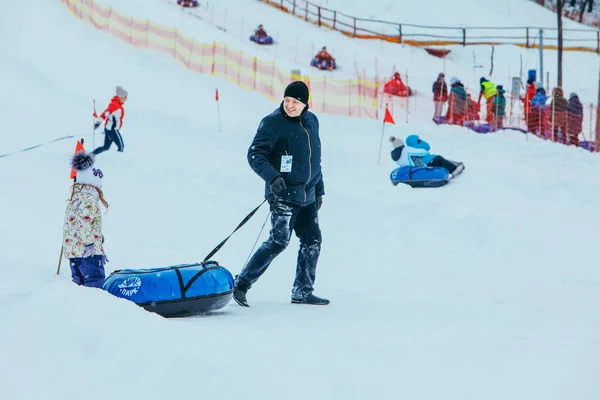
[97,0,600,127]
[1,1,600,400]
[311,0,593,28]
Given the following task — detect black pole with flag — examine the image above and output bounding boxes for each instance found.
[378,104,396,164]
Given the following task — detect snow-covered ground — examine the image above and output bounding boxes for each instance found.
[533,0,600,28]
[310,0,590,28]
[94,0,599,89]
[1,0,600,399]
[88,0,600,133]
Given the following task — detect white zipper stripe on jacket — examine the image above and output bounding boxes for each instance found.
[300,119,312,205]
[105,108,122,130]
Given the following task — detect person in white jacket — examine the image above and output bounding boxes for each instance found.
[389,134,464,176]
[93,86,127,155]
[63,152,109,288]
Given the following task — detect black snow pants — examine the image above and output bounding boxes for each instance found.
[428,155,458,174]
[93,128,124,155]
[235,200,322,298]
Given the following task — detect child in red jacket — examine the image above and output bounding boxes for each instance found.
[93,86,128,155]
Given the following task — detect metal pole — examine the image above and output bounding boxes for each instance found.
[472,50,476,85]
[596,58,600,151]
[56,246,63,275]
[539,29,544,89]
[405,70,409,124]
[92,99,96,149]
[378,120,386,164]
[588,103,593,143]
[557,0,564,88]
[551,96,556,142]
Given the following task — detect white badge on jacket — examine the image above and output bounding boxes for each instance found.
[281,155,293,172]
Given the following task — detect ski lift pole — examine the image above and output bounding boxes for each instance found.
[405,70,409,124]
[588,103,593,144]
[92,99,96,149]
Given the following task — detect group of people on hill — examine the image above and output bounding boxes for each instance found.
[432,73,483,126]
[477,77,507,130]
[522,80,583,146]
[64,82,331,307]
[63,86,128,288]
[431,73,584,145]
[250,25,337,70]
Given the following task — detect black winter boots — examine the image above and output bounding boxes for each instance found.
[291,293,330,305]
[233,287,249,307]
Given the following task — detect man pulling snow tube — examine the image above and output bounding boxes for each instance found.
[389,135,464,188]
[103,261,234,318]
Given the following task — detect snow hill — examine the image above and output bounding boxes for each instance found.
[1,1,600,400]
[107,0,600,135]
[311,0,590,28]
[533,0,600,29]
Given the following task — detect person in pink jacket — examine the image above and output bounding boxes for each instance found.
[63,152,109,288]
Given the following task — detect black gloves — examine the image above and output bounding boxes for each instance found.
[269,177,323,210]
[94,121,101,130]
[316,196,323,210]
[270,176,287,194]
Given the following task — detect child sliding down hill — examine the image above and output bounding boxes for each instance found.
[389,135,464,177]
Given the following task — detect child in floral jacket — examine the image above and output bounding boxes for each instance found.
[63,152,108,288]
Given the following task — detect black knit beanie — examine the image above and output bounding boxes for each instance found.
[284,81,309,105]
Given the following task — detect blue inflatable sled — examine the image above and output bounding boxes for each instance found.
[250,35,274,45]
[390,166,450,188]
[103,261,234,318]
[390,161,464,188]
[463,121,493,133]
[311,58,337,70]
[177,0,198,6]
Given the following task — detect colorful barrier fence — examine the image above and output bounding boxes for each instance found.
[61,0,379,120]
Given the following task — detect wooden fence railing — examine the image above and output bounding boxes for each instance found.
[261,0,600,53]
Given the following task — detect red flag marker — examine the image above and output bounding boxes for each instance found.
[378,104,394,163]
[70,139,86,180]
[384,107,395,124]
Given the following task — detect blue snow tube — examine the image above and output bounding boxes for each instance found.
[103,261,234,318]
[464,121,493,133]
[390,166,450,188]
[250,35,274,44]
[311,58,336,70]
[177,0,199,6]
[433,116,446,125]
[580,141,596,152]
